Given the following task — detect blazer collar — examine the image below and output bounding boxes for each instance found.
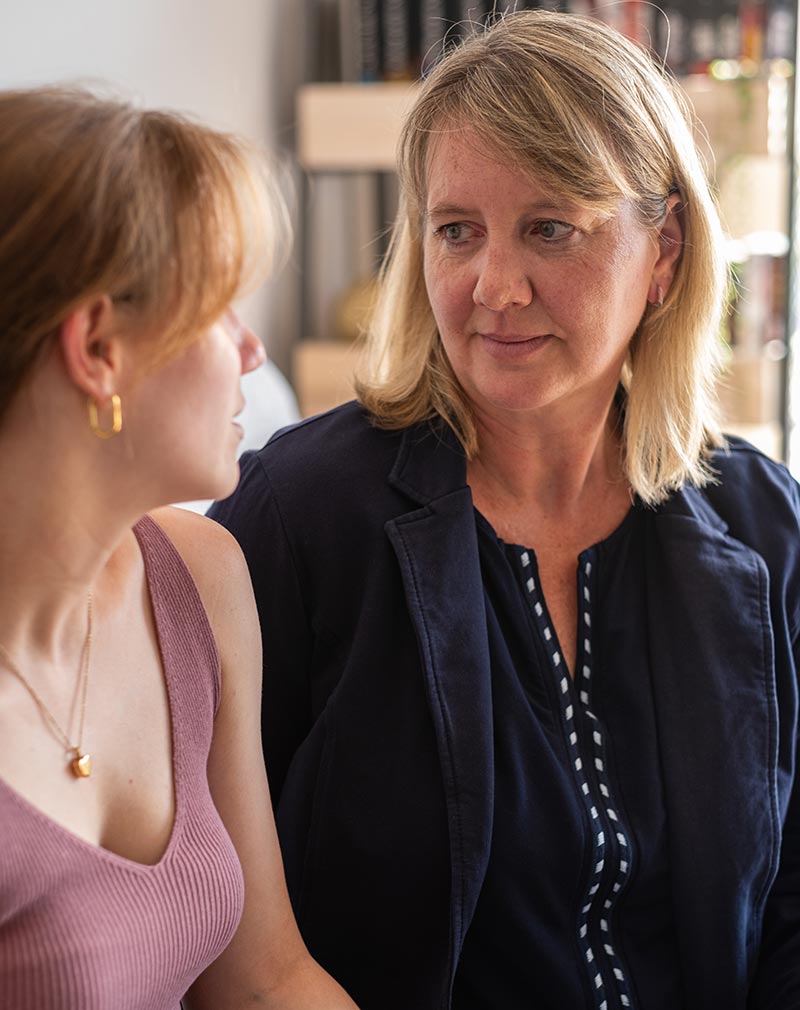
[388,418,731,538]
[389,420,467,505]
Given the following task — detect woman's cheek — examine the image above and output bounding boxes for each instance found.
[429,269,470,327]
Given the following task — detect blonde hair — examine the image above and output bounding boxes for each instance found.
[356,10,728,505]
[0,85,287,420]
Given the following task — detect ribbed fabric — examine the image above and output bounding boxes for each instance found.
[0,514,244,1010]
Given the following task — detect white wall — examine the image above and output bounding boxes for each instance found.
[0,0,301,369]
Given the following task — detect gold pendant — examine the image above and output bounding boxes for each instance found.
[71,752,92,778]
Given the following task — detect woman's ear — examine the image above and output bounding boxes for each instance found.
[649,192,684,304]
[58,295,125,400]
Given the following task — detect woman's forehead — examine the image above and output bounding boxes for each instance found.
[424,129,588,211]
[419,122,631,228]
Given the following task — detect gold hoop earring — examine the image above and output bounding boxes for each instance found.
[87,394,122,439]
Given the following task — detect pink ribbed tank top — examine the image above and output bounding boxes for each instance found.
[0,515,244,1009]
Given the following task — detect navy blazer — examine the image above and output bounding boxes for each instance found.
[209,401,800,1010]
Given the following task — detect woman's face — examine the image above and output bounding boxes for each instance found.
[422,129,663,430]
[124,309,264,505]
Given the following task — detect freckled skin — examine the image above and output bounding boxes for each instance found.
[422,130,660,429]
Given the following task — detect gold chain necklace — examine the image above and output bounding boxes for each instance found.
[0,593,94,778]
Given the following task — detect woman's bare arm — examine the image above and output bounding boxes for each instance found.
[153,507,359,1010]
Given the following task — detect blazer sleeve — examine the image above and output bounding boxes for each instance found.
[208,449,313,805]
[748,479,800,1008]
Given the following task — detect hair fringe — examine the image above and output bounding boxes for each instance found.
[0,85,288,416]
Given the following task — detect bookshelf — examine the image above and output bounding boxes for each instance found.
[294,72,793,460]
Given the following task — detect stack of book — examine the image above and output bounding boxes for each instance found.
[332,0,795,82]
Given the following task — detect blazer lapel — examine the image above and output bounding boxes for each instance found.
[385,424,495,1000]
[643,490,780,1006]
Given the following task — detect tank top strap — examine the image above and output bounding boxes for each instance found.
[132,513,222,716]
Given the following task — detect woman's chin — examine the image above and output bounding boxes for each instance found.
[205,466,241,505]
[170,461,241,509]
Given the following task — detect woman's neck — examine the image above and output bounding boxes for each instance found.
[0,392,137,656]
[468,398,626,517]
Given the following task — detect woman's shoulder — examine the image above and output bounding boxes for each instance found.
[697,438,800,589]
[239,399,408,502]
[146,507,253,624]
[707,436,800,519]
[258,400,402,468]
[656,436,799,562]
[148,504,243,559]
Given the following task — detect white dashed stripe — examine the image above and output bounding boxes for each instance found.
[518,546,634,1010]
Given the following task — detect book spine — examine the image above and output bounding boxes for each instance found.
[717,0,742,60]
[564,0,595,17]
[764,0,795,60]
[383,0,412,78]
[420,0,449,74]
[660,0,691,74]
[687,0,718,73]
[359,0,382,81]
[740,0,767,63]
[339,0,361,82]
[619,0,659,44]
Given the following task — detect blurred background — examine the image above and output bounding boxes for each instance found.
[1,0,798,476]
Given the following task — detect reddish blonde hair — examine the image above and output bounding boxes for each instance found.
[0,85,286,418]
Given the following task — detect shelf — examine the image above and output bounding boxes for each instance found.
[293,341,359,417]
[682,76,783,166]
[296,75,785,175]
[296,83,416,171]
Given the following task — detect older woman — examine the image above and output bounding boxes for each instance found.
[0,87,359,1010]
[211,11,800,1010]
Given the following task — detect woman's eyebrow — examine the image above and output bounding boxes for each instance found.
[427,200,576,218]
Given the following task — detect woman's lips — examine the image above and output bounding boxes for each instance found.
[479,332,553,359]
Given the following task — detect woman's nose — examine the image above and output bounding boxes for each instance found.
[473,246,534,311]
[226,310,266,374]
[238,323,266,375]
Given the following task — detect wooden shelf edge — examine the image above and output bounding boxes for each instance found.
[296,82,417,171]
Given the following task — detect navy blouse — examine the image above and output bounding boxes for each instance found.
[452,507,685,1009]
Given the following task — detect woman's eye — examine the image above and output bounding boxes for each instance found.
[535,219,575,240]
[434,222,473,245]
